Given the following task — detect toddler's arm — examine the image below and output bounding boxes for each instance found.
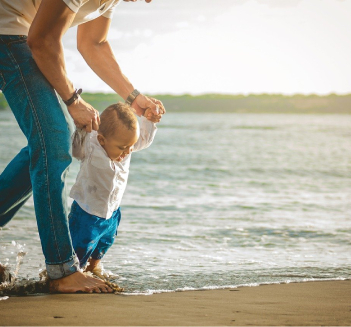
[133,115,158,152]
[72,128,87,160]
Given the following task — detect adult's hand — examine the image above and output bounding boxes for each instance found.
[67,97,100,133]
[143,107,163,123]
[131,93,165,119]
[148,96,166,115]
[143,96,166,123]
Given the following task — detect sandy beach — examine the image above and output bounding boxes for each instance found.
[0,280,350,326]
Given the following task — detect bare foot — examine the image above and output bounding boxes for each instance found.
[85,258,101,273]
[84,260,123,293]
[85,259,116,279]
[49,271,112,294]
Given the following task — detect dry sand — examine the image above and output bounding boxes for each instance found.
[0,280,350,326]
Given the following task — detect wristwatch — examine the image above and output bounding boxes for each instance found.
[125,89,140,106]
[63,88,82,106]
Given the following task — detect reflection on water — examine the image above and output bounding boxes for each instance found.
[1,111,351,293]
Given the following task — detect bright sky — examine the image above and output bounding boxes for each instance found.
[63,0,351,95]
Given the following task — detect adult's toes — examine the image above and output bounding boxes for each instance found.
[99,287,108,293]
[103,285,113,293]
[99,284,109,292]
[83,286,93,293]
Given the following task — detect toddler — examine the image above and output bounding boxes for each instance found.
[68,102,159,275]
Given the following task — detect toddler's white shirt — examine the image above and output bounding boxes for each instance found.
[69,116,157,219]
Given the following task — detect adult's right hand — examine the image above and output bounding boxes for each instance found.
[67,97,100,133]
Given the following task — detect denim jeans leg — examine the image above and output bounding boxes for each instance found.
[0,146,32,226]
[0,35,79,279]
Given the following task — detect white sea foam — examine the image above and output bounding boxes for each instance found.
[116,277,350,296]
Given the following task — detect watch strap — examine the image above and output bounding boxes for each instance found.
[125,89,140,106]
[63,88,82,106]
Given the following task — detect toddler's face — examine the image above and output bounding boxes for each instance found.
[98,124,139,162]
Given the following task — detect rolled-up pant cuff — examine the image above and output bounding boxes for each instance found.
[46,255,80,280]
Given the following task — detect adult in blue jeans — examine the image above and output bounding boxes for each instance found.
[0,0,162,293]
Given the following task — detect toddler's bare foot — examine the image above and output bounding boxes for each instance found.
[84,259,123,293]
[85,258,101,273]
[85,259,117,279]
[49,271,112,293]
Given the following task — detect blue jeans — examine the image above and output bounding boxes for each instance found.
[0,35,80,279]
[69,201,121,268]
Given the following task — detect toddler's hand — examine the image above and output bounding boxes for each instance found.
[144,105,163,123]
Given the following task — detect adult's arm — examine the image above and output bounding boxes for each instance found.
[77,16,164,118]
[27,0,99,132]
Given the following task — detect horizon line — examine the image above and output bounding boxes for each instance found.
[81,92,351,97]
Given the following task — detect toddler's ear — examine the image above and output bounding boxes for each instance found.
[97,134,105,146]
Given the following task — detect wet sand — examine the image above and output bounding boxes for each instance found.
[0,280,350,326]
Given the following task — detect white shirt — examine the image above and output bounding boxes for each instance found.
[69,116,157,219]
[0,0,120,35]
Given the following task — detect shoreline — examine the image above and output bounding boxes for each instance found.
[120,277,350,295]
[0,280,350,326]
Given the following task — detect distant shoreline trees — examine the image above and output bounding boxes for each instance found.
[82,93,351,114]
[1,92,351,113]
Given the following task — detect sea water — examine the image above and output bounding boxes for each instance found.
[0,110,350,294]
